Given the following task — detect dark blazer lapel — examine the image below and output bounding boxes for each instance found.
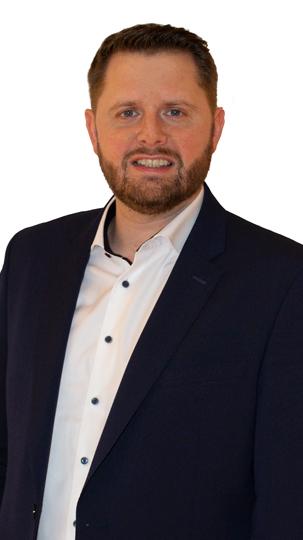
[85,183,227,484]
[28,209,103,496]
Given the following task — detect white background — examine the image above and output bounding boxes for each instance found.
[1,0,302,261]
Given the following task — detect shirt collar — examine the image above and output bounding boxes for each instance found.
[91,185,204,255]
[91,195,115,251]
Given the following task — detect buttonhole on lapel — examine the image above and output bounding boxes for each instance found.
[192,275,207,286]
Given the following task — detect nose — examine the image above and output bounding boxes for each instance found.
[137,113,168,146]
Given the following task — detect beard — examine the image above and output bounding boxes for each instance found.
[96,136,214,215]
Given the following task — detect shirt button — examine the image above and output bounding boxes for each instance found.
[91,397,99,405]
[81,457,89,465]
[105,335,113,343]
[73,520,76,527]
[122,280,130,288]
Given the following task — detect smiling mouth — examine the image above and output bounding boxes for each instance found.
[132,158,174,169]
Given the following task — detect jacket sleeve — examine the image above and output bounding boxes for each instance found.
[0,237,14,507]
[252,268,303,539]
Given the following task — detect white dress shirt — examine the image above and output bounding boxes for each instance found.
[37,186,204,540]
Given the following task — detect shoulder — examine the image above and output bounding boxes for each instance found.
[8,207,103,247]
[224,209,303,278]
[13,207,102,239]
[2,208,103,269]
[203,183,303,270]
[226,210,303,257]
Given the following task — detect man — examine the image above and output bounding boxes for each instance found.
[0,23,303,540]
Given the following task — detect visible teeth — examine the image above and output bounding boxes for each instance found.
[135,159,172,168]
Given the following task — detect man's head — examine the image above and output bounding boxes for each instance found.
[85,24,225,215]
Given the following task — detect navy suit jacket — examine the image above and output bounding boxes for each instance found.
[1,183,303,539]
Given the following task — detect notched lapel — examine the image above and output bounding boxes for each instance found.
[85,184,227,484]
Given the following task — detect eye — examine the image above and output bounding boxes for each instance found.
[165,109,183,118]
[120,109,139,118]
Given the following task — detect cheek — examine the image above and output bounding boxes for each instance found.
[178,133,209,164]
[99,133,129,161]
[98,124,135,160]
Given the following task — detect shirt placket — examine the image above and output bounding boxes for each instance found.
[66,258,134,532]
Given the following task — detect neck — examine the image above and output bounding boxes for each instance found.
[107,192,199,262]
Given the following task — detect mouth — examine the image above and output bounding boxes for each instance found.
[131,157,174,173]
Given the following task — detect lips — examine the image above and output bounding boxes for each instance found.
[130,155,174,169]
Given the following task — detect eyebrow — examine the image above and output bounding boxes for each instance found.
[109,101,137,112]
[163,101,198,110]
[109,100,198,112]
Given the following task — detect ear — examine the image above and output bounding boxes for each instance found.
[85,109,99,154]
[211,107,225,152]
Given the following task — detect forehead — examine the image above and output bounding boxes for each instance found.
[104,50,199,77]
[98,50,206,105]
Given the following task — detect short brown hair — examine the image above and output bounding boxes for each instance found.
[88,23,218,112]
